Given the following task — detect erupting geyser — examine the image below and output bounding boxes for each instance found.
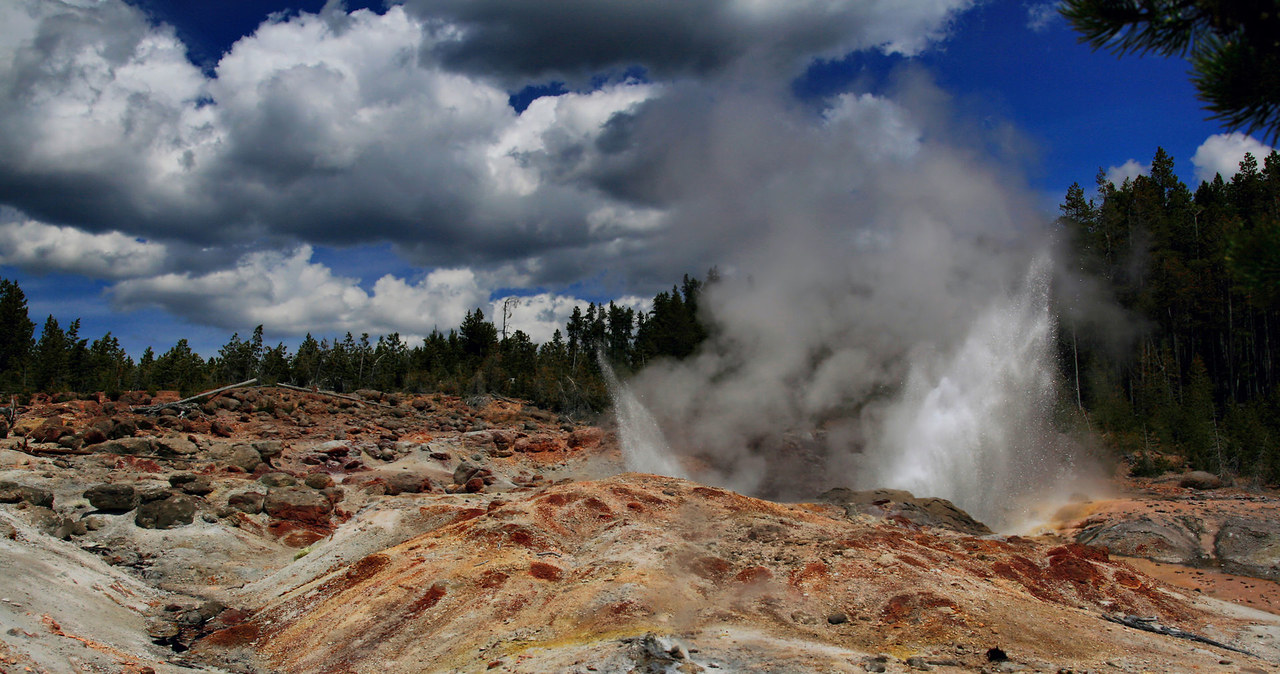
[864,255,1064,527]
[600,353,689,479]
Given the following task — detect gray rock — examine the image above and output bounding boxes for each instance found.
[135,494,198,529]
[226,444,262,472]
[226,491,265,514]
[1215,518,1280,580]
[153,435,198,456]
[253,440,283,461]
[303,473,334,489]
[0,481,54,508]
[383,472,432,495]
[84,484,138,512]
[54,516,88,540]
[84,437,154,455]
[1179,470,1224,490]
[819,487,992,536]
[263,486,332,524]
[1077,516,1205,565]
[259,472,297,487]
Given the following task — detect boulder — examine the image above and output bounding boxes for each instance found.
[303,473,335,490]
[264,486,333,524]
[1179,471,1224,490]
[169,474,214,496]
[226,491,265,514]
[84,484,138,512]
[135,494,198,529]
[1215,518,1280,580]
[383,472,432,495]
[85,437,155,455]
[819,488,992,536]
[29,420,73,444]
[153,435,199,457]
[210,420,234,437]
[253,440,284,462]
[107,417,138,439]
[0,481,54,508]
[1076,516,1205,565]
[259,472,297,487]
[226,444,263,472]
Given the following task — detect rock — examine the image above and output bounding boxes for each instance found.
[210,420,234,437]
[465,477,486,493]
[304,473,335,489]
[1180,471,1224,490]
[135,494,198,529]
[227,491,265,514]
[80,426,107,445]
[1215,518,1280,580]
[170,475,213,496]
[84,484,138,512]
[253,440,284,462]
[85,437,154,455]
[29,420,73,444]
[54,516,88,540]
[819,488,993,536]
[226,444,263,472]
[152,435,198,457]
[264,486,333,524]
[108,417,138,439]
[827,612,849,625]
[259,472,297,487]
[453,461,492,485]
[1076,517,1205,565]
[0,418,7,439]
[384,472,432,495]
[568,427,604,449]
[0,481,54,507]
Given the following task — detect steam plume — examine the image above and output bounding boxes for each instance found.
[613,75,1084,529]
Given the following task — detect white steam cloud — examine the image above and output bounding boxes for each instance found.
[617,76,1082,528]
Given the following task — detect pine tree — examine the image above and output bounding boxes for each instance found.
[0,279,34,385]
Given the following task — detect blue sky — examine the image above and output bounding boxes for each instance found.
[0,0,1271,359]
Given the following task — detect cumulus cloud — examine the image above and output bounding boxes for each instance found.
[1104,159,1147,187]
[404,0,976,83]
[107,244,615,343]
[0,218,167,279]
[1191,133,1275,184]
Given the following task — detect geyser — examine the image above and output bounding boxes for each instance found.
[862,255,1064,526]
[600,353,689,479]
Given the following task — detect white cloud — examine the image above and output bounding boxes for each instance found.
[1025,2,1060,32]
[108,245,626,343]
[1104,159,1147,187]
[1191,133,1275,184]
[0,219,166,278]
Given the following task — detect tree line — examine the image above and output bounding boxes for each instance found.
[0,272,713,417]
[1057,146,1280,481]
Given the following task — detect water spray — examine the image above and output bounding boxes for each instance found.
[598,351,689,479]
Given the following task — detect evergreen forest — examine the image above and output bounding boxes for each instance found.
[1058,147,1280,482]
[0,273,710,419]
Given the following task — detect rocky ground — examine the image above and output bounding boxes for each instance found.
[0,387,1278,673]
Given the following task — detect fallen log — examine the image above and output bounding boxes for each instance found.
[1103,614,1258,658]
[271,383,392,408]
[133,378,258,414]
